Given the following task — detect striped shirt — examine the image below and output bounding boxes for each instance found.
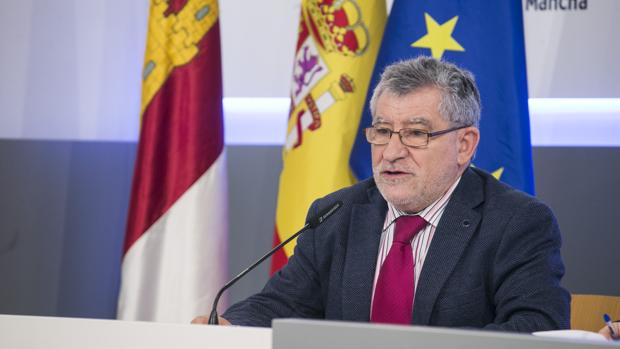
[371,176,462,304]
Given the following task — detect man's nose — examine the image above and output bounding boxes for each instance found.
[382,132,407,161]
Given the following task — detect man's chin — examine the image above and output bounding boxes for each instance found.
[376,187,416,208]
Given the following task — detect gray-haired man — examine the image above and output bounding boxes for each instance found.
[194,56,570,331]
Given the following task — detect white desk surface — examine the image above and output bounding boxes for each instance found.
[0,314,271,349]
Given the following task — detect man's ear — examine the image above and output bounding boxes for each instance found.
[457,127,480,166]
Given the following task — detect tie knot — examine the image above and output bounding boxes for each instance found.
[394,215,427,244]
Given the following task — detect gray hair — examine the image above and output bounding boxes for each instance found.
[369,56,481,128]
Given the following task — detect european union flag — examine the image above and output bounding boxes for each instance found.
[351,0,535,194]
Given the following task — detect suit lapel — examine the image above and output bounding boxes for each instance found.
[341,185,386,321]
[412,169,484,325]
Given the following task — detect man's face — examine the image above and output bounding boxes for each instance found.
[371,86,464,213]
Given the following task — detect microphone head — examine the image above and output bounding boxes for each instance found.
[307,201,343,229]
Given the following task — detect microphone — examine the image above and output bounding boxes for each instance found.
[207,200,343,325]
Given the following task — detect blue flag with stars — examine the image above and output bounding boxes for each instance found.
[350,0,535,194]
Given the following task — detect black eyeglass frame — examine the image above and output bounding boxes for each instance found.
[365,124,472,148]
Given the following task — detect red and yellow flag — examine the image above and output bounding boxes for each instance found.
[117,0,227,322]
[271,0,386,272]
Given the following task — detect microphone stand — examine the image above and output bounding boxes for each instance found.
[207,200,342,325]
[208,223,310,324]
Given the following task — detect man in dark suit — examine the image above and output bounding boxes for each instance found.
[193,56,570,331]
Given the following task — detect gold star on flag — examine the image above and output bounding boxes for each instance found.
[492,167,504,180]
[411,13,464,59]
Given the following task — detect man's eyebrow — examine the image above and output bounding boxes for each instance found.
[403,117,431,126]
[372,117,390,125]
[372,116,431,126]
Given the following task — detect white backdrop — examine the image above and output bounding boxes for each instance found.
[523,0,620,98]
[1,0,618,143]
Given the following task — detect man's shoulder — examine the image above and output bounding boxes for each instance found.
[465,167,553,216]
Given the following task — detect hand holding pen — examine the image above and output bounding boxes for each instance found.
[600,313,619,340]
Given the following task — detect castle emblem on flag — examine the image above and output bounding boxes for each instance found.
[141,0,218,113]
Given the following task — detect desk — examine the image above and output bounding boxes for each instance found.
[0,314,271,349]
[273,319,618,349]
[2,315,617,349]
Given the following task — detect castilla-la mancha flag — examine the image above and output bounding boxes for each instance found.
[117,0,227,322]
[270,0,386,273]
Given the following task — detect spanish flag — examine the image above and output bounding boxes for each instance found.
[271,0,386,273]
[117,0,227,322]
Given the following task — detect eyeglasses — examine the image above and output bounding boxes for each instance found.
[365,124,471,148]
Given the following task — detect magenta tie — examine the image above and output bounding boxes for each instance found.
[371,215,428,324]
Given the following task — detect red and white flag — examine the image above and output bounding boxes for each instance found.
[117,0,227,322]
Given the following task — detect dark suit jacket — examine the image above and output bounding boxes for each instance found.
[224,167,570,331]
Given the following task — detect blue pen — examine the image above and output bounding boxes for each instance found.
[604,313,619,340]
